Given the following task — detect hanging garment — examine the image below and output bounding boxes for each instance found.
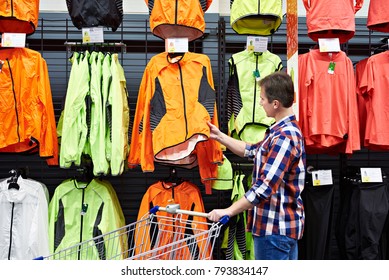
[108,53,130,176]
[60,51,90,168]
[298,49,360,155]
[355,58,369,147]
[128,52,223,194]
[358,51,389,150]
[65,0,123,32]
[298,175,335,260]
[134,180,210,260]
[227,50,282,143]
[336,168,389,260]
[211,155,233,191]
[222,172,254,260]
[88,52,110,176]
[367,0,389,32]
[145,0,213,41]
[59,52,129,175]
[48,178,127,260]
[0,176,49,260]
[230,0,283,36]
[0,0,40,35]
[0,48,58,166]
[303,0,364,43]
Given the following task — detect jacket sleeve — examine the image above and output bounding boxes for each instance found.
[128,63,155,172]
[38,56,59,166]
[345,56,360,154]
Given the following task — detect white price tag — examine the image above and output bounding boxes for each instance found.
[82,27,104,44]
[311,170,333,186]
[1,33,26,48]
[165,38,188,53]
[246,36,268,53]
[360,168,383,183]
[318,38,340,52]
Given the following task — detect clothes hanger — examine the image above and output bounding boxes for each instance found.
[7,169,20,190]
[163,167,184,187]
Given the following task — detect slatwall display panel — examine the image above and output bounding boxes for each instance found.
[2,13,389,259]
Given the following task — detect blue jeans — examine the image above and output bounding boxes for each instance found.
[253,235,299,260]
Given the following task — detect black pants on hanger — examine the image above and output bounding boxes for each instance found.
[337,173,389,260]
[299,179,335,260]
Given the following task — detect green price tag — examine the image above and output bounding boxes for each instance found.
[328,62,335,74]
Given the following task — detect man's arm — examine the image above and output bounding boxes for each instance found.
[207,121,247,157]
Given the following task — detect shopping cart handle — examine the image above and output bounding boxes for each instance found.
[149,206,160,214]
[33,256,44,260]
[219,215,230,225]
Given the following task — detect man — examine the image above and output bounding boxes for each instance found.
[207,71,306,260]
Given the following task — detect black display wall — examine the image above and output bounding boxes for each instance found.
[1,12,389,259]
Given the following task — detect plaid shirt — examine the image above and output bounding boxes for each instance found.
[244,115,306,240]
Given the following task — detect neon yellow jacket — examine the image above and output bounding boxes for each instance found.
[230,0,283,35]
[48,178,127,260]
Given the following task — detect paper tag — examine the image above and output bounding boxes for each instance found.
[312,170,333,186]
[165,38,188,53]
[318,38,340,52]
[247,36,268,53]
[361,168,383,183]
[82,27,104,44]
[1,33,26,48]
[328,62,336,74]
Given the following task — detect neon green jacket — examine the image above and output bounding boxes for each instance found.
[108,53,130,176]
[89,52,110,176]
[48,178,126,260]
[227,50,282,143]
[60,51,90,168]
[230,0,283,35]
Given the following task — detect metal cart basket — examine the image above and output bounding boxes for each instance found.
[35,204,228,260]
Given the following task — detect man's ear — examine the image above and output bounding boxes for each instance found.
[273,100,280,109]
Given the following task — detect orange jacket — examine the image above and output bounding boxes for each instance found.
[0,0,40,35]
[145,0,213,41]
[134,181,212,260]
[303,0,364,43]
[0,48,58,165]
[128,52,222,194]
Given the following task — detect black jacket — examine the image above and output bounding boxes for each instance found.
[66,0,123,32]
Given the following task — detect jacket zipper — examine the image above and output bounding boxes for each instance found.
[175,0,178,24]
[252,55,259,122]
[10,0,14,17]
[6,59,21,142]
[8,202,15,260]
[178,63,188,139]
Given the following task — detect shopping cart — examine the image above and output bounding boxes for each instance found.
[35,204,229,260]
